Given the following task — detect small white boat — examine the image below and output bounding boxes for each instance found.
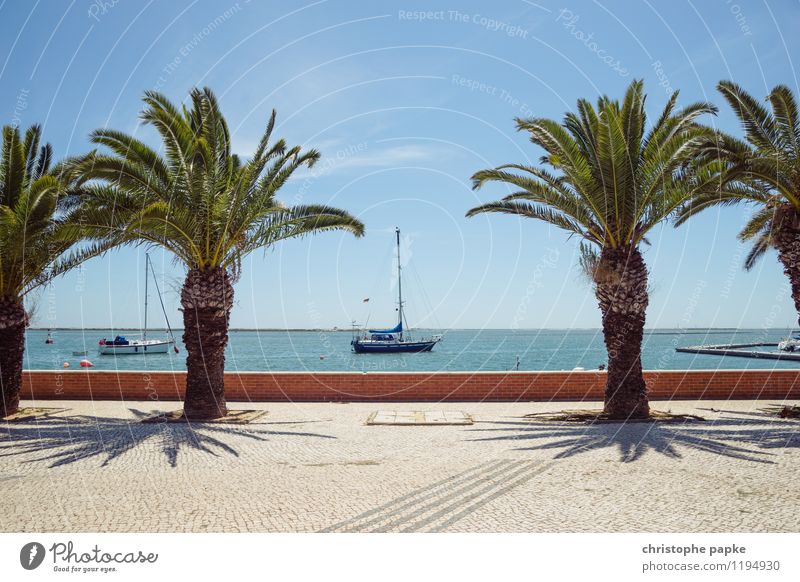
[99,253,178,356]
[98,337,173,355]
[778,331,800,352]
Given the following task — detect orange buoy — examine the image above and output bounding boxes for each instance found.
[63,362,70,368]
[79,359,94,368]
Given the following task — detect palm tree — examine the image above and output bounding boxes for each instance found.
[71,88,364,420]
[466,80,717,419]
[676,81,800,324]
[1,124,103,417]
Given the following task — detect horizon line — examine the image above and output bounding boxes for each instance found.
[29,326,791,332]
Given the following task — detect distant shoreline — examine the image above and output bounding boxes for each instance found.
[30,327,352,332]
[28,327,785,334]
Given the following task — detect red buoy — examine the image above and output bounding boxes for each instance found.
[79,359,94,368]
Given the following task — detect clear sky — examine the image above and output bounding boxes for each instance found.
[2,0,799,330]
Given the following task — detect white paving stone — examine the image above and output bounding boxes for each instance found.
[367,410,473,425]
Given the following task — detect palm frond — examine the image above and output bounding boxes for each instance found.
[768,85,800,156]
[70,89,362,274]
[744,233,772,271]
[738,205,776,242]
[469,79,716,252]
[718,80,783,154]
[466,200,586,238]
[0,124,99,299]
[577,241,600,284]
[1,126,26,207]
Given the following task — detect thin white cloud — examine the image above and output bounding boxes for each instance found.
[289,142,453,180]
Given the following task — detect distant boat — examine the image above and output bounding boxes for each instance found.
[45,331,54,344]
[98,253,178,355]
[351,228,442,354]
[778,331,800,352]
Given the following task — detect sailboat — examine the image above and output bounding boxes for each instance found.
[351,228,442,354]
[98,253,178,355]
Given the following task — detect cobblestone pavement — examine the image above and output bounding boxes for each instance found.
[1,400,798,532]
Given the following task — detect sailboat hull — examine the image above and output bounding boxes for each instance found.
[351,339,438,354]
[98,340,174,355]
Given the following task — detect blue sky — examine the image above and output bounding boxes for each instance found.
[2,0,799,330]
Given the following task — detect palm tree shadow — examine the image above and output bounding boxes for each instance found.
[465,410,800,464]
[0,409,336,468]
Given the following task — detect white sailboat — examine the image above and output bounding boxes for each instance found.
[98,253,178,355]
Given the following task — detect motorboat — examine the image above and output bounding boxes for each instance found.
[778,331,800,352]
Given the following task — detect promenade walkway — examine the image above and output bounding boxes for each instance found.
[2,400,798,532]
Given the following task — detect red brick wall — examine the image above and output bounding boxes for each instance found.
[20,369,800,402]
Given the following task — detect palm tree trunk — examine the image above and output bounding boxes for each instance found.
[774,206,800,326]
[180,267,233,420]
[595,246,650,419]
[0,298,27,418]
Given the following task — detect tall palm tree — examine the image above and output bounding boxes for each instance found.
[466,80,717,419]
[676,81,800,324]
[1,124,103,417]
[71,88,364,420]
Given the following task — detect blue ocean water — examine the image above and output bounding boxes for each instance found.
[22,328,800,372]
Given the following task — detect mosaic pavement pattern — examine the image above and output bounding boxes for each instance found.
[1,400,799,533]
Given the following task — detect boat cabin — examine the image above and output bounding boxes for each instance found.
[99,336,131,346]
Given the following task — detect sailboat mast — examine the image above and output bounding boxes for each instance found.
[143,253,149,341]
[396,227,403,339]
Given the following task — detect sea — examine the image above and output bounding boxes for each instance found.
[22,328,800,372]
